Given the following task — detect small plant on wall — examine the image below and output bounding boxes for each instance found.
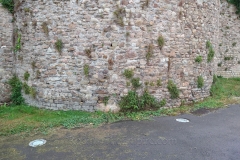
[167,80,179,99]
[146,44,154,64]
[14,33,21,53]
[123,69,134,79]
[113,6,126,27]
[206,41,215,63]
[8,75,25,105]
[227,0,240,14]
[41,22,49,36]
[195,56,202,63]
[55,39,63,55]
[84,64,89,76]
[0,0,14,13]
[131,77,141,89]
[24,71,30,81]
[157,35,165,50]
[197,76,204,88]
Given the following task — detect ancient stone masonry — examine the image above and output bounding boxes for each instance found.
[217,0,240,77]
[0,0,225,111]
[0,4,13,104]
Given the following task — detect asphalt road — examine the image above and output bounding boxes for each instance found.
[1,105,240,160]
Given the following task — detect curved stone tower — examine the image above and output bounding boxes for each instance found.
[9,0,221,111]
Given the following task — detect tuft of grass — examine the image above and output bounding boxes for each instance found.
[224,56,233,61]
[197,76,204,88]
[55,39,63,54]
[103,96,109,106]
[157,35,165,50]
[206,40,212,49]
[31,61,36,70]
[8,75,25,105]
[156,79,162,86]
[119,90,164,112]
[24,71,30,81]
[232,42,237,47]
[146,44,154,63]
[131,77,141,89]
[167,80,179,99]
[0,0,14,13]
[227,0,240,15]
[23,82,30,94]
[14,33,21,53]
[123,69,134,79]
[207,46,215,62]
[41,22,49,36]
[84,64,89,76]
[195,56,202,63]
[113,6,125,27]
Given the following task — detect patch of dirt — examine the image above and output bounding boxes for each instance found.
[191,108,218,116]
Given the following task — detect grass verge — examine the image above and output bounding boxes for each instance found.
[1,77,240,136]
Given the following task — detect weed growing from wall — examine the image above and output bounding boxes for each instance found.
[113,6,125,27]
[167,80,179,99]
[197,76,204,88]
[232,42,237,47]
[146,44,154,64]
[84,64,89,76]
[41,22,49,36]
[23,82,30,94]
[8,75,24,105]
[36,70,41,79]
[206,41,215,63]
[103,96,109,106]
[24,71,30,81]
[31,61,36,70]
[120,70,166,112]
[206,40,212,48]
[119,90,166,112]
[157,35,165,50]
[160,99,166,107]
[123,69,134,79]
[30,87,36,99]
[55,39,63,54]
[131,77,141,89]
[156,79,162,86]
[195,56,202,63]
[23,82,36,98]
[0,0,14,13]
[224,56,233,60]
[227,0,240,14]
[14,33,21,53]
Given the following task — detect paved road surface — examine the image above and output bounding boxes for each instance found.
[1,105,240,160]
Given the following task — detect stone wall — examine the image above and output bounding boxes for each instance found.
[4,0,220,111]
[217,0,240,77]
[0,4,13,104]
